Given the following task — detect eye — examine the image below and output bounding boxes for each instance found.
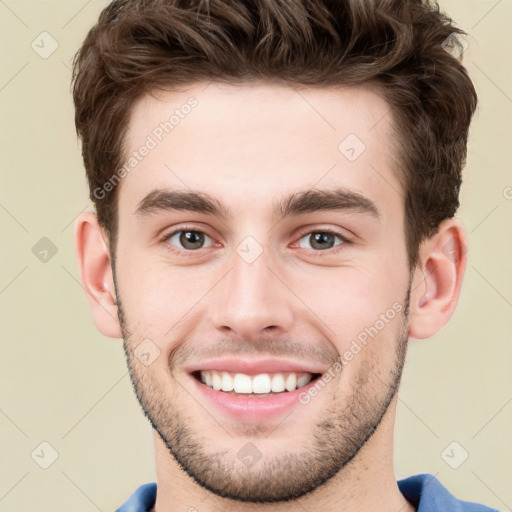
[164,229,214,252]
[297,230,346,251]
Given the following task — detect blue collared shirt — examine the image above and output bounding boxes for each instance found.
[115,473,501,511]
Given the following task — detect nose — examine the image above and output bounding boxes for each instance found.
[210,249,295,340]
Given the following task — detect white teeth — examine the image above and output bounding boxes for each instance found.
[271,374,285,392]
[297,374,311,388]
[252,374,272,394]
[221,372,234,391]
[198,370,315,394]
[285,373,297,391]
[233,373,252,393]
[211,371,222,391]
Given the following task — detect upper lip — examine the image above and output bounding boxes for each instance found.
[186,358,326,376]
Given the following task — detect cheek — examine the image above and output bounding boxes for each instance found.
[118,254,209,321]
[294,268,390,337]
[117,260,219,368]
[292,267,406,372]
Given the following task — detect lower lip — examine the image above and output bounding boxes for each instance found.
[189,373,322,421]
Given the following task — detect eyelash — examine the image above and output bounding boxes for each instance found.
[160,225,351,257]
[295,228,351,256]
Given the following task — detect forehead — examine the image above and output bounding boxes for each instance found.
[119,81,402,218]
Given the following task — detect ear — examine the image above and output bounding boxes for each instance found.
[408,217,468,340]
[73,211,123,339]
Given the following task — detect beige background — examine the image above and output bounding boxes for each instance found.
[0,1,511,510]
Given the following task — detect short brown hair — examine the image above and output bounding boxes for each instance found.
[72,0,477,268]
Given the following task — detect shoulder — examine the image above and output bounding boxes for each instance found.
[397,473,500,512]
[115,482,157,512]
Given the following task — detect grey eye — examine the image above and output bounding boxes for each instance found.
[168,230,213,250]
[297,231,343,251]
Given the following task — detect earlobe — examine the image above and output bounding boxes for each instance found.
[73,211,123,339]
[408,218,468,340]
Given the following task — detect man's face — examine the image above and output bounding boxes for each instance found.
[112,82,413,502]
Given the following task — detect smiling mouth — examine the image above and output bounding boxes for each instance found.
[190,370,323,397]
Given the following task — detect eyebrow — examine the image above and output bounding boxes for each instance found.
[134,187,381,221]
[277,188,380,220]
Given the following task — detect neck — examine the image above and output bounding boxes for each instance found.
[151,396,415,512]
